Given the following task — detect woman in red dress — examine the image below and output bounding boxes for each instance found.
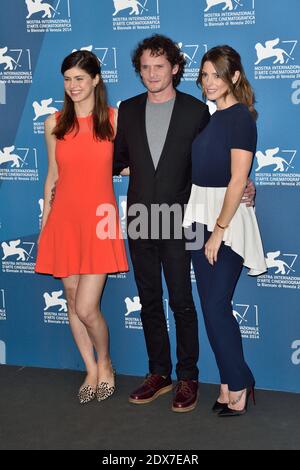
[36,50,128,404]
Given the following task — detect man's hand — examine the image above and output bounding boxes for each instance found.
[242,178,256,207]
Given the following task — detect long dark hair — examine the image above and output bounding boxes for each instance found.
[197,45,257,119]
[132,34,186,88]
[53,50,114,140]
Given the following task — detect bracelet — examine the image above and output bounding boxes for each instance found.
[216,218,229,230]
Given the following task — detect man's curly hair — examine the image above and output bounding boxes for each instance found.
[132,34,186,88]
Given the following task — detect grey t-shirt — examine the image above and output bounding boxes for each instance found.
[145,97,175,169]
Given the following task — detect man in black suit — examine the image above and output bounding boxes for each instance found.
[114,35,253,412]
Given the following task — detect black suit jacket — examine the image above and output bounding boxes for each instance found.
[113,90,210,210]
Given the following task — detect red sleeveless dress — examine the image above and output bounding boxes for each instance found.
[35,110,128,277]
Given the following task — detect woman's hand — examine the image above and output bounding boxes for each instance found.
[120,167,130,176]
[205,226,224,265]
[50,183,56,206]
[242,178,256,207]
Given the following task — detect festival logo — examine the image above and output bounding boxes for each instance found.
[124,295,143,330]
[265,251,296,276]
[233,302,260,339]
[0,145,39,182]
[72,46,118,84]
[124,295,169,331]
[203,0,256,28]
[178,42,207,82]
[25,0,72,33]
[254,147,299,187]
[43,290,69,324]
[112,0,160,31]
[1,238,36,274]
[0,46,32,85]
[32,98,62,134]
[254,38,299,80]
[0,289,6,321]
[257,251,300,290]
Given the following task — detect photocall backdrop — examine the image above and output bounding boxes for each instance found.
[0,0,300,393]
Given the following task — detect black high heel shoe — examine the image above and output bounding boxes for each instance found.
[212,400,229,413]
[218,387,255,417]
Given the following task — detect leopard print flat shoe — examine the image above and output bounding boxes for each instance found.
[96,369,116,402]
[78,384,96,404]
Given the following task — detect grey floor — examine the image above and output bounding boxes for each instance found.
[0,365,299,450]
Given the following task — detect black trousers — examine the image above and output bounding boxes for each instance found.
[192,226,254,391]
[128,237,199,380]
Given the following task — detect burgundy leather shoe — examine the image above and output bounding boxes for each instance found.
[172,379,198,413]
[129,374,172,404]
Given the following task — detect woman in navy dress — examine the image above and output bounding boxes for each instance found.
[183,45,267,417]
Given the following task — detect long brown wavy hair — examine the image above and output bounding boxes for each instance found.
[197,45,257,119]
[53,50,114,140]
